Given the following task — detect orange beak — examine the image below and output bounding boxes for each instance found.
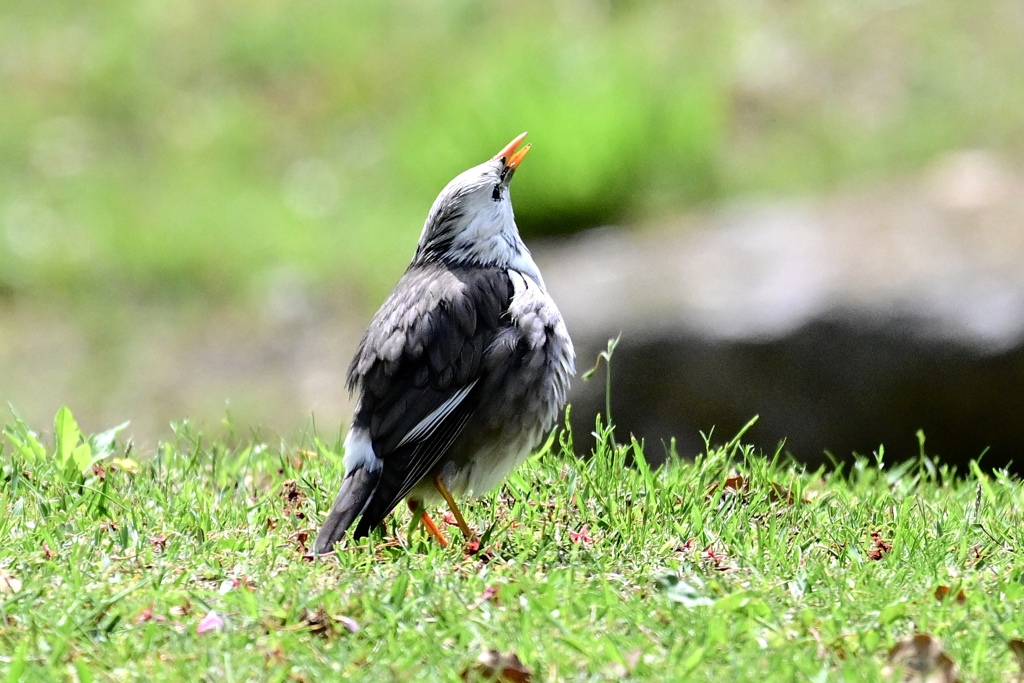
[495,132,532,169]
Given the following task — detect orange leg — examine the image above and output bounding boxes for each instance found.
[433,476,475,541]
[407,499,448,547]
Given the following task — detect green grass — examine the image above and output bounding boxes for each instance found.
[3,407,1024,681]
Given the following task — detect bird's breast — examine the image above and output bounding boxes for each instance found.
[433,267,574,496]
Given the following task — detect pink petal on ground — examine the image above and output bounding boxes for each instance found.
[569,525,594,544]
[197,610,225,634]
[337,616,360,633]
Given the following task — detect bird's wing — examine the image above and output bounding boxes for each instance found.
[394,379,479,449]
[344,263,511,534]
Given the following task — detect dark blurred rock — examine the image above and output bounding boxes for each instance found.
[538,150,1024,471]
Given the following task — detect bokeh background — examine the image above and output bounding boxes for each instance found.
[2,1,1023,466]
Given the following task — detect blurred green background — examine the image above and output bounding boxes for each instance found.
[2,0,1023,441]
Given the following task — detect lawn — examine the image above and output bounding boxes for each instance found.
[2,407,1023,681]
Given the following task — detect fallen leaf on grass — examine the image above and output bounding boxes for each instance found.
[300,607,332,636]
[0,570,22,595]
[462,650,531,682]
[291,530,309,555]
[463,539,500,563]
[882,633,960,683]
[281,479,303,502]
[280,479,307,519]
[705,476,795,504]
[197,610,225,634]
[932,586,967,605]
[706,475,749,497]
[868,531,893,560]
[766,482,796,504]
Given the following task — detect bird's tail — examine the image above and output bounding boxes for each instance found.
[312,464,381,555]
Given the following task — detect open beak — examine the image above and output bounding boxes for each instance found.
[495,132,531,170]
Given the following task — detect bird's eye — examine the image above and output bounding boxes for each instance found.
[491,184,502,201]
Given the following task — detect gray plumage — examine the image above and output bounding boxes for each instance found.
[313,134,574,554]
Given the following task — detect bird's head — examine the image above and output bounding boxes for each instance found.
[413,133,536,271]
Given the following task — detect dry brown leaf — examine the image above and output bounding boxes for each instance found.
[281,479,307,520]
[932,586,967,605]
[706,476,749,498]
[300,607,333,636]
[868,531,893,560]
[767,482,796,504]
[462,650,532,683]
[882,633,960,683]
[291,529,309,555]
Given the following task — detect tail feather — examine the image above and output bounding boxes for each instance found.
[312,465,381,554]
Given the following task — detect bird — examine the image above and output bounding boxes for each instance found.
[312,133,575,555]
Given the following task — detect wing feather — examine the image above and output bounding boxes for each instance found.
[351,392,477,539]
[342,263,513,535]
